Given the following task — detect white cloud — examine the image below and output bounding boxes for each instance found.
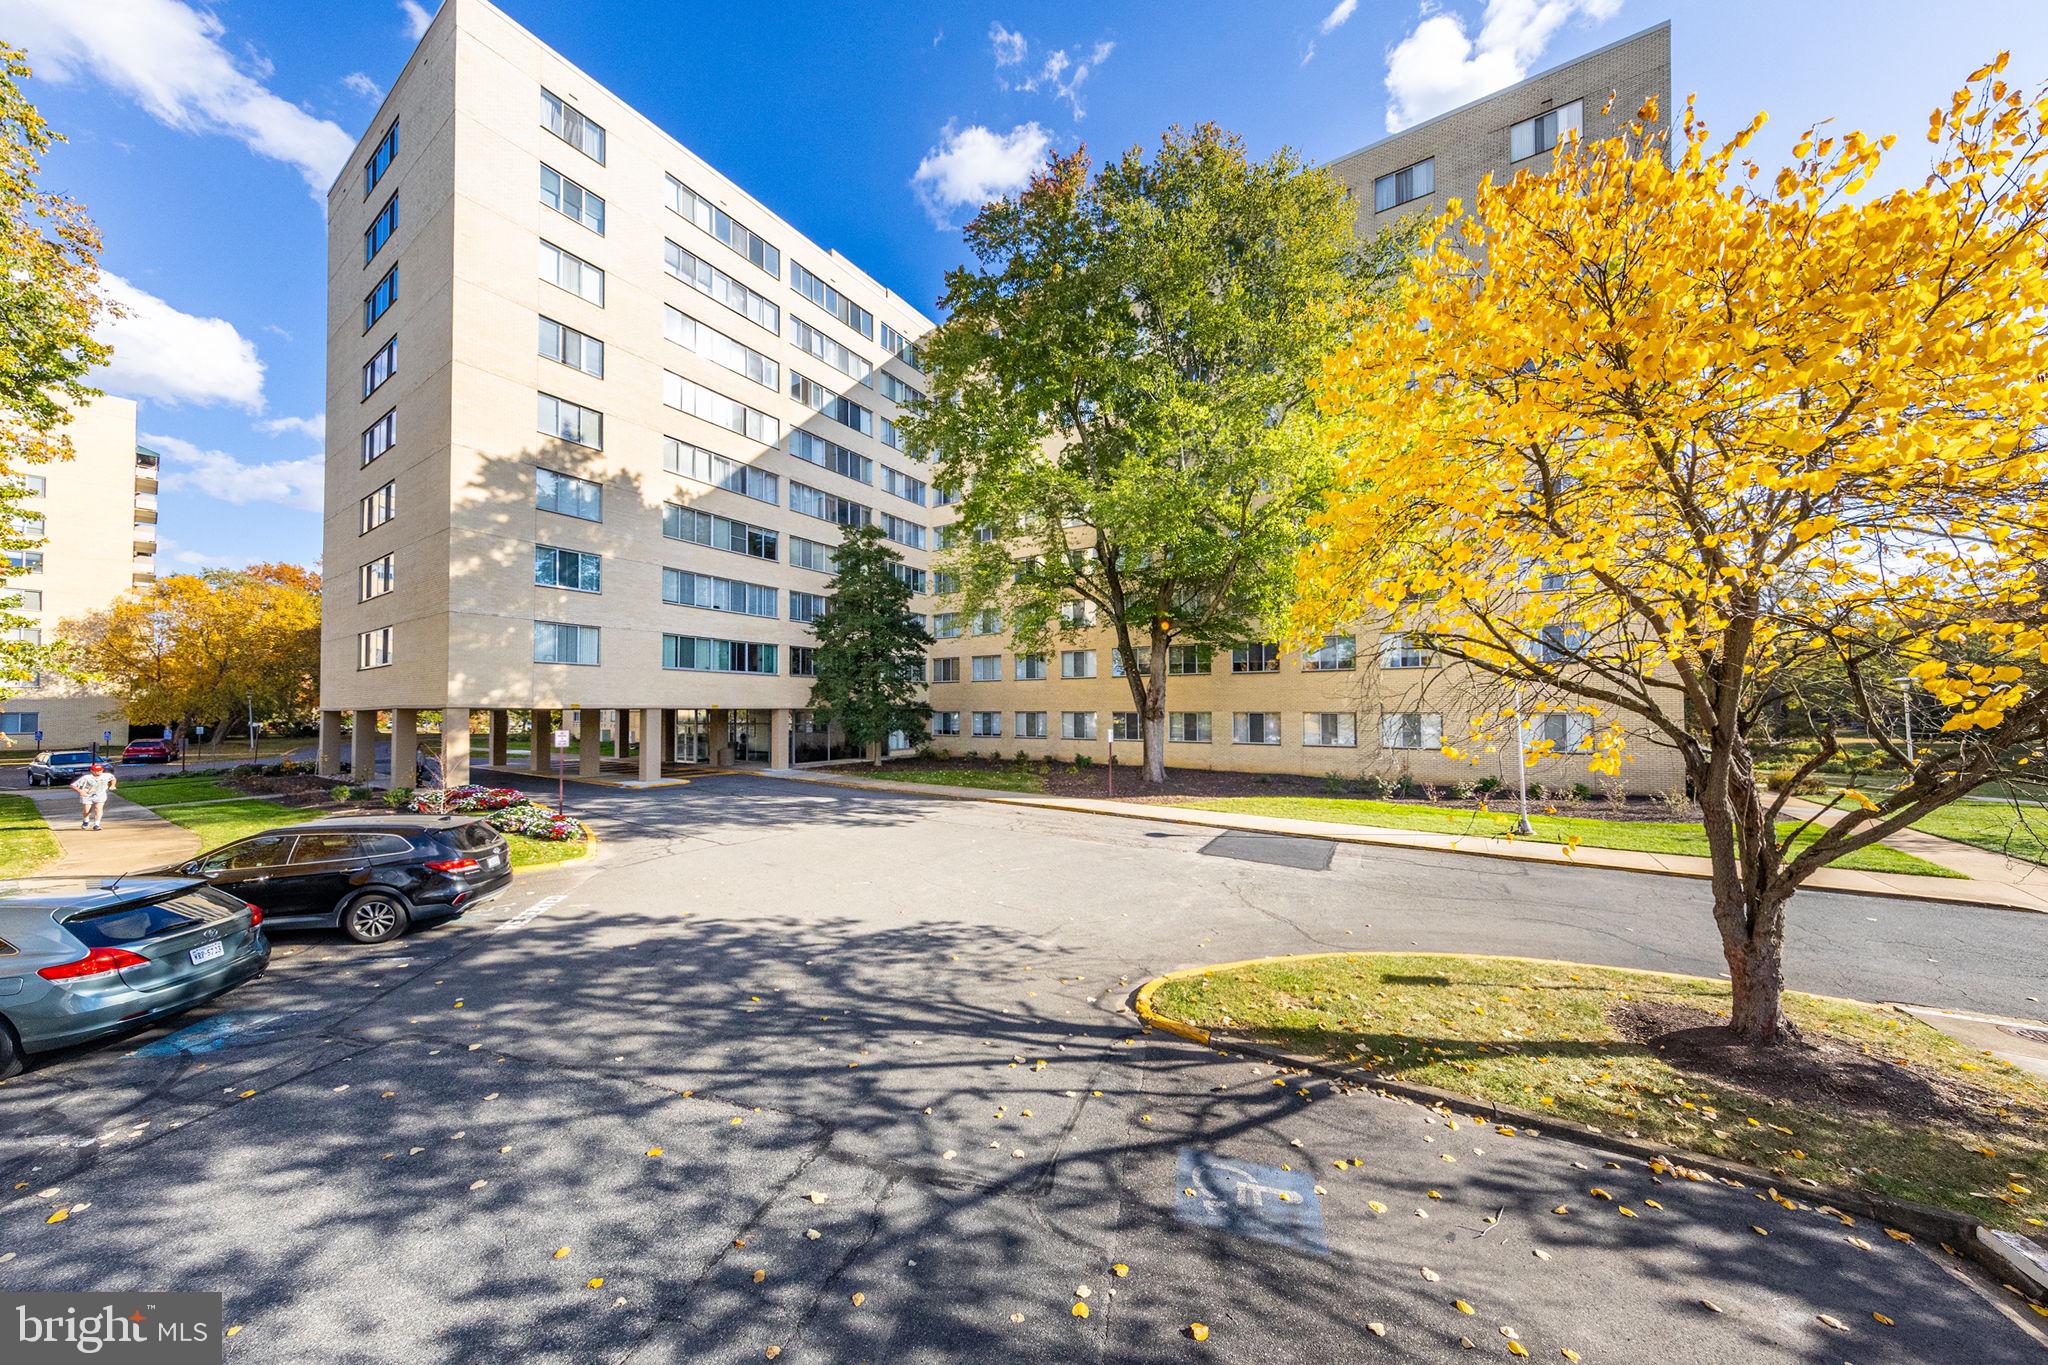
[342,71,383,102]
[912,122,1052,227]
[1383,0,1623,131]
[155,534,266,572]
[96,274,265,412]
[255,414,324,439]
[989,21,1027,68]
[399,0,435,40]
[1320,0,1361,34]
[1,0,356,195]
[989,24,1115,118]
[148,432,323,513]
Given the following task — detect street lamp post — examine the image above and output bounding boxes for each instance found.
[1900,677,1916,766]
[1512,685,1534,836]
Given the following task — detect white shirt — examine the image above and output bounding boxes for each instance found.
[71,772,113,802]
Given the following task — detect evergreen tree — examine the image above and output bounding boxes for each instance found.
[807,524,934,764]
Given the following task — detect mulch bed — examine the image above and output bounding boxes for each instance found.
[1609,998,2022,1130]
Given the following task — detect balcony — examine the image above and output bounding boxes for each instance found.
[133,522,157,554]
[134,445,161,493]
[134,491,158,522]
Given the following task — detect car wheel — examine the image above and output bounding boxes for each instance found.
[340,890,412,944]
[0,1018,23,1080]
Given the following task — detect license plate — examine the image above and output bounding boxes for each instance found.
[188,941,224,965]
[483,854,501,870]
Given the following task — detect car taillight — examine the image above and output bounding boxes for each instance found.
[39,947,150,980]
[245,903,264,927]
[424,858,479,873]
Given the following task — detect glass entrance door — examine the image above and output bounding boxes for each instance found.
[673,709,709,764]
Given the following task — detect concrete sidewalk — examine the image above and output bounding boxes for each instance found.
[755,768,2048,914]
[22,785,199,877]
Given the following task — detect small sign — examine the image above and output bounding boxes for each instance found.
[1173,1148,1327,1255]
[552,728,571,750]
[102,730,113,743]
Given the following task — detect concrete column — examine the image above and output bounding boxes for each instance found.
[488,709,509,766]
[770,708,792,769]
[441,707,471,789]
[639,708,663,782]
[317,710,344,777]
[579,706,602,777]
[351,709,378,783]
[709,709,731,767]
[529,708,552,774]
[392,708,419,789]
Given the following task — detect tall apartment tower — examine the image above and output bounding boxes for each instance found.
[922,22,1680,793]
[0,394,160,750]
[316,0,939,784]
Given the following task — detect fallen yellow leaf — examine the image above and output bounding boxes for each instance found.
[1111,1264,1128,1277]
[553,1247,570,1259]
[1190,1322,1210,1342]
[1071,1301,1089,1318]
[587,1278,604,1289]
[46,1209,68,1224]
[1454,1299,1475,1315]
[647,1148,663,1158]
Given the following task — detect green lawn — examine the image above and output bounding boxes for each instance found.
[1148,952,2048,1232]
[1173,796,1959,877]
[0,791,62,877]
[121,774,318,853]
[1908,799,2048,867]
[881,765,1049,794]
[505,832,591,870]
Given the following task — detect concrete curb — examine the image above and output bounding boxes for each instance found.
[1130,954,2048,1307]
[750,769,2048,916]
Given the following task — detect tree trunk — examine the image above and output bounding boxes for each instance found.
[1696,746,1799,1047]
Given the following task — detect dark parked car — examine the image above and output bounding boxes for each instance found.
[27,750,99,786]
[160,815,513,943]
[121,738,178,764]
[0,878,268,1076]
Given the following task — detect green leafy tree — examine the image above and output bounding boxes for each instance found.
[807,524,934,765]
[0,43,115,694]
[900,124,1411,784]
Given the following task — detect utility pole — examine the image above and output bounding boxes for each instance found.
[1512,685,1534,836]
[1899,677,1916,765]
[247,691,257,755]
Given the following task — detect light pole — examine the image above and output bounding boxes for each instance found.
[1897,676,1915,765]
[1512,685,1534,836]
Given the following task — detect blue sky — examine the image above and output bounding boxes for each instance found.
[7,0,2048,575]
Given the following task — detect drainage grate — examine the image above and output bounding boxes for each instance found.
[1198,831,1337,871]
[1999,1024,2048,1045]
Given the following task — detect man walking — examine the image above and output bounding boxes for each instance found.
[71,762,114,831]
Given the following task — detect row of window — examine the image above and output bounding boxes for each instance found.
[1374,100,1584,211]
[920,635,1435,672]
[930,710,1419,748]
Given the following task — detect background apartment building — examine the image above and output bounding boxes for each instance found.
[316,0,939,784]
[924,23,1682,794]
[0,394,159,751]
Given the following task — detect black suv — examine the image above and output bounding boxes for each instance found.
[161,814,513,943]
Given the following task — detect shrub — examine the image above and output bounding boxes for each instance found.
[487,803,587,841]
[1474,775,1504,796]
[1444,780,1475,800]
[1391,773,1425,800]
[1571,781,1597,802]
[1075,753,1093,769]
[1761,765,1827,795]
[1355,773,1387,799]
[383,786,413,810]
[330,784,353,801]
[1526,780,1549,801]
[1322,772,1346,795]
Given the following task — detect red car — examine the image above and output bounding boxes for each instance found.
[121,738,178,764]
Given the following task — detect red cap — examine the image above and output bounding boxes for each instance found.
[89,763,104,772]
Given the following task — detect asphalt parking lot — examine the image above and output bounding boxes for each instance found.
[1,773,2042,1361]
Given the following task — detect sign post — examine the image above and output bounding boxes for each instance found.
[1106,728,1114,799]
[552,727,571,815]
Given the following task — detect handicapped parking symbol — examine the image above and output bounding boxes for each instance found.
[133,1010,326,1057]
[1173,1147,1328,1255]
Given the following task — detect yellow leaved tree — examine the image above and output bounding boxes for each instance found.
[1298,61,2048,1045]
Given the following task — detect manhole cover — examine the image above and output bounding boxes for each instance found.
[1198,832,1336,871]
[1999,1024,2048,1045]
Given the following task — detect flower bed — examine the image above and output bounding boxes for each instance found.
[408,786,588,841]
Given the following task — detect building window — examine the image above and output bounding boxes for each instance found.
[789,590,828,624]
[3,551,43,574]
[10,474,44,496]
[1232,643,1281,673]
[933,612,960,639]
[1538,623,1586,663]
[878,416,915,454]
[535,545,602,593]
[537,393,603,449]
[1380,711,1443,750]
[665,305,777,390]
[359,481,396,533]
[790,536,835,574]
[539,239,605,305]
[360,409,396,466]
[1060,649,1096,679]
[1050,710,1092,741]
[790,372,873,436]
[1167,645,1211,675]
[358,626,393,669]
[1013,654,1047,681]
[1511,100,1583,162]
[932,657,960,684]
[1058,600,1095,628]
[1379,633,1432,669]
[363,120,398,197]
[1016,711,1049,740]
[1169,711,1211,743]
[878,513,924,551]
[0,711,38,736]
[1531,712,1595,751]
[1303,633,1356,671]
[358,554,394,602]
[969,609,1002,636]
[541,89,605,163]
[888,562,926,593]
[1111,647,1151,678]
[1303,712,1357,747]
[789,261,873,338]
[662,504,777,560]
[536,467,602,521]
[880,466,926,506]
[539,317,604,377]
[667,176,780,277]
[663,439,776,505]
[664,568,775,617]
[1373,158,1434,212]
[534,621,600,665]
[781,645,815,679]
[881,322,923,371]
[362,337,397,398]
[665,239,779,334]
[9,589,40,611]
[932,710,961,736]
[790,481,872,529]
[1109,712,1139,741]
[1232,712,1281,745]
[663,371,778,442]
[971,710,1003,738]
[662,634,777,673]
[363,265,398,330]
[878,371,920,406]
[788,431,871,483]
[970,654,1001,682]
[364,193,399,263]
[790,315,872,386]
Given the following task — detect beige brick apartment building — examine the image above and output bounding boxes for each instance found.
[1,394,161,751]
